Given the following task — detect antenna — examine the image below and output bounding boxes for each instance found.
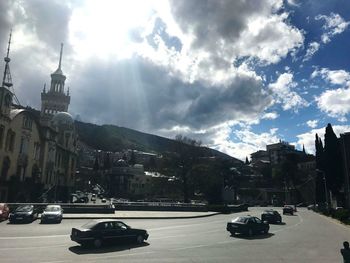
[2,29,13,88]
[58,43,63,69]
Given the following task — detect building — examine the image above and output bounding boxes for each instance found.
[0,33,77,202]
[266,141,299,165]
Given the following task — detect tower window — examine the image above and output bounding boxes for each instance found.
[0,125,5,149]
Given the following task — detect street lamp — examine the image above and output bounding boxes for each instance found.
[316,169,329,210]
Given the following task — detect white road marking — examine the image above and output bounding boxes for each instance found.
[151,228,223,240]
[171,212,304,251]
[0,234,68,240]
[0,244,67,250]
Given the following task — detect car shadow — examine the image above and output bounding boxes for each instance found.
[69,242,150,255]
[271,222,286,225]
[6,221,32,224]
[231,233,275,240]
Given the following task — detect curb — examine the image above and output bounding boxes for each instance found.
[312,210,350,230]
[62,212,222,220]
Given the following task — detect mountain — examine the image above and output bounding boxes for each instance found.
[75,121,241,162]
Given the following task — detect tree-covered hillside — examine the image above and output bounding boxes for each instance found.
[75,121,241,162]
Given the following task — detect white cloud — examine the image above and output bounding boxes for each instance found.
[167,0,304,83]
[315,13,350,44]
[306,120,318,128]
[269,73,309,111]
[316,87,350,121]
[262,112,279,120]
[303,41,320,61]
[311,68,350,86]
[211,125,280,161]
[296,125,350,153]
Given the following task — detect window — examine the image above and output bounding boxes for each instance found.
[0,125,4,149]
[33,143,40,160]
[22,116,33,130]
[5,130,15,152]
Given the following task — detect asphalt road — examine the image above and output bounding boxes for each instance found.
[0,207,349,262]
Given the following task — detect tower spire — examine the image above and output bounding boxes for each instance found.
[2,29,13,88]
[58,43,63,69]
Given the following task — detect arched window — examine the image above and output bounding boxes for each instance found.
[5,129,15,152]
[1,156,10,180]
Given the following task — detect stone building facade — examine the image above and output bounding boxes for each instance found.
[0,36,77,202]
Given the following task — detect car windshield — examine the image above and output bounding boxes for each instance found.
[15,206,32,212]
[45,206,61,212]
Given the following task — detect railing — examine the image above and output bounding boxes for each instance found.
[112,201,208,212]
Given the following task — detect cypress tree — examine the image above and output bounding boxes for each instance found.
[324,123,343,195]
[315,133,325,202]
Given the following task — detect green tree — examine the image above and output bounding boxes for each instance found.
[129,150,136,166]
[103,152,111,170]
[174,134,202,203]
[324,123,343,195]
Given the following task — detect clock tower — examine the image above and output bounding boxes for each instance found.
[40,43,70,125]
[0,30,13,119]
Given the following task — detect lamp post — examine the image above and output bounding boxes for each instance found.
[316,169,329,210]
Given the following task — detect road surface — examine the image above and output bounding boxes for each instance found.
[0,207,348,262]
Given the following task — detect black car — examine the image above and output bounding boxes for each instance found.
[9,205,39,223]
[261,209,282,223]
[40,205,63,223]
[283,205,294,215]
[70,219,149,248]
[226,216,269,236]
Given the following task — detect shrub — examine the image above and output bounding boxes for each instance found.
[332,209,350,222]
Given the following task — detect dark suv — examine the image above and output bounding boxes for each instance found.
[261,209,282,223]
[283,205,294,215]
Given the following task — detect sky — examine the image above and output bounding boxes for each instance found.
[1,0,350,161]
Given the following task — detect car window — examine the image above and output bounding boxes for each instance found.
[115,222,128,230]
[254,217,262,224]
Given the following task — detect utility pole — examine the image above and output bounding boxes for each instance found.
[316,169,329,210]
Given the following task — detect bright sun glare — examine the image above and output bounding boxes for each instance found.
[69,0,157,60]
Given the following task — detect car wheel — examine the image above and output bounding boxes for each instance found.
[93,238,102,248]
[136,235,144,244]
[230,231,235,236]
[248,228,253,236]
[263,228,268,234]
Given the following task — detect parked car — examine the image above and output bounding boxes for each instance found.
[41,205,63,223]
[71,219,149,248]
[9,205,39,223]
[226,216,269,236]
[101,198,107,203]
[283,205,294,215]
[261,209,282,223]
[0,203,10,221]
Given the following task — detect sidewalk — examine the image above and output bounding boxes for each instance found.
[62,210,220,220]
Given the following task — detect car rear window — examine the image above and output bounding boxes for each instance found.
[81,220,98,229]
[232,217,248,223]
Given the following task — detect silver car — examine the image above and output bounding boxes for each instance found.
[40,205,63,223]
